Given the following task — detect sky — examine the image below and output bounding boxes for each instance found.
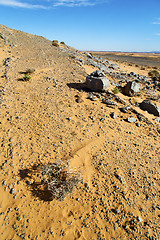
[0,0,160,52]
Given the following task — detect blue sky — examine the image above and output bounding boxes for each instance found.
[0,0,160,51]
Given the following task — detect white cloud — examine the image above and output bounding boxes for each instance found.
[152,18,160,24]
[0,0,108,8]
[52,0,96,7]
[0,0,48,9]
[49,0,108,7]
[156,33,160,36]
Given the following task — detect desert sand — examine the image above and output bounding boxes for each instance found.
[0,25,160,240]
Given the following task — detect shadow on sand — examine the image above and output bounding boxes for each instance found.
[19,164,53,202]
[67,82,90,92]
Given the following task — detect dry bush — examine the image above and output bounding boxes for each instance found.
[41,161,80,200]
[52,40,58,43]
[148,70,160,81]
[52,40,59,47]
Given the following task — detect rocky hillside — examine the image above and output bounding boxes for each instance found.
[0,24,160,240]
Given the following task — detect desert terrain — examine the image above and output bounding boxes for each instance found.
[91,51,160,68]
[0,25,160,240]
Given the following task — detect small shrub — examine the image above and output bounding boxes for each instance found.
[148,70,160,81]
[52,40,59,47]
[25,68,35,74]
[112,86,121,94]
[135,64,139,67]
[41,161,80,200]
[60,41,65,45]
[141,67,145,70]
[52,40,58,43]
[52,42,59,47]
[23,73,31,81]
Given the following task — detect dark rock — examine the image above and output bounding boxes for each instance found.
[26,181,33,185]
[4,57,12,67]
[115,173,125,184]
[112,208,120,214]
[75,57,85,64]
[2,180,6,186]
[85,52,93,59]
[10,188,15,194]
[86,70,110,91]
[108,64,120,70]
[123,81,140,96]
[153,118,159,122]
[102,99,118,107]
[139,100,160,117]
[130,72,136,76]
[119,106,131,113]
[110,112,117,119]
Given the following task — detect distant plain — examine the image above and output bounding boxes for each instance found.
[91,51,160,68]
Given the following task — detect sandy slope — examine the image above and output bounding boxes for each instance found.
[0,25,160,240]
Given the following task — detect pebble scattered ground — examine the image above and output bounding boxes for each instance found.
[0,24,160,240]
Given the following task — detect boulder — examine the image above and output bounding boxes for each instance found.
[123,81,140,96]
[139,100,160,117]
[86,70,110,91]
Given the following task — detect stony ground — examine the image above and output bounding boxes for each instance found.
[0,25,160,240]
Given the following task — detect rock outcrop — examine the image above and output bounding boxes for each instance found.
[123,81,140,96]
[86,70,110,91]
[140,100,160,116]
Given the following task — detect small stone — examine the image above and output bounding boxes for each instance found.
[2,180,6,186]
[137,216,143,222]
[26,181,33,186]
[76,97,84,103]
[84,183,89,189]
[110,112,117,119]
[87,93,98,101]
[115,173,125,184]
[119,106,131,113]
[102,99,118,107]
[127,117,137,123]
[113,208,120,214]
[10,188,15,194]
[153,118,159,122]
